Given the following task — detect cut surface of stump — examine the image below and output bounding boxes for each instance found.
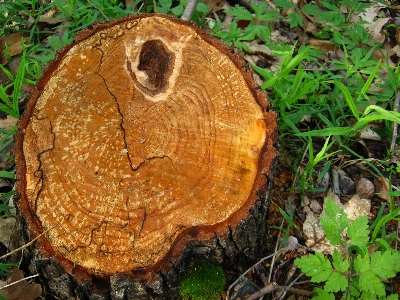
[15,14,276,292]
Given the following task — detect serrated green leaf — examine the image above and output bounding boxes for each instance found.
[288,12,302,28]
[320,0,340,11]
[359,270,386,297]
[275,0,296,9]
[195,2,209,13]
[319,199,349,245]
[348,216,370,247]
[332,249,350,272]
[360,291,378,300]
[387,294,399,300]
[294,252,332,282]
[302,4,321,16]
[349,277,361,298]
[319,217,344,245]
[258,10,279,22]
[325,271,348,292]
[370,251,400,279]
[225,5,253,21]
[171,5,183,16]
[250,1,267,19]
[354,254,370,273]
[312,288,335,300]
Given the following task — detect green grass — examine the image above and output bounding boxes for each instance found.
[0,0,399,298]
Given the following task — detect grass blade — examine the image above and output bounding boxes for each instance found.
[296,127,353,137]
[0,171,15,179]
[330,80,359,120]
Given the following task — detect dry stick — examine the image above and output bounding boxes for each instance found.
[152,0,157,13]
[275,284,316,298]
[245,282,315,300]
[390,87,400,154]
[0,223,59,261]
[292,143,309,188]
[226,243,300,300]
[181,0,198,21]
[277,272,306,299]
[245,283,278,300]
[268,218,284,283]
[0,274,39,290]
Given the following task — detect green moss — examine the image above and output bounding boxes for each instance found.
[179,261,226,300]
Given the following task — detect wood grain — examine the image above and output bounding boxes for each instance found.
[16,14,277,278]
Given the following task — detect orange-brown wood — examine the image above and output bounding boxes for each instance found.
[16,14,277,278]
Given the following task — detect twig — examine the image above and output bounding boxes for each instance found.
[277,272,305,299]
[226,240,301,300]
[292,143,309,188]
[275,284,316,297]
[0,223,58,261]
[152,0,157,13]
[390,87,400,154]
[0,274,39,290]
[331,167,340,195]
[226,249,286,299]
[245,281,316,300]
[181,0,199,21]
[307,234,327,249]
[245,283,278,300]
[268,218,284,283]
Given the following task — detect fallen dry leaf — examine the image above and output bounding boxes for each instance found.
[350,2,390,44]
[376,177,390,201]
[38,8,62,25]
[203,0,226,12]
[343,194,372,221]
[359,126,383,141]
[309,38,336,52]
[0,218,16,248]
[0,268,41,300]
[0,33,30,65]
[0,116,18,132]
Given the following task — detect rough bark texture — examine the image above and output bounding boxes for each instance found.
[15,14,277,299]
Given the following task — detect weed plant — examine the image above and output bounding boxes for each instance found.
[295,199,400,299]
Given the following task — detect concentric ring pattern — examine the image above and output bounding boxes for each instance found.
[20,15,269,275]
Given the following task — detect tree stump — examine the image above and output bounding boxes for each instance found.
[15,14,277,299]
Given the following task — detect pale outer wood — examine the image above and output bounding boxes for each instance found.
[18,15,273,276]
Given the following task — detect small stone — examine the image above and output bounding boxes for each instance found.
[338,170,355,195]
[356,178,375,199]
[230,277,259,300]
[309,200,322,215]
[318,170,330,190]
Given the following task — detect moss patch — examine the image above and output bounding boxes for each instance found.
[179,261,226,300]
